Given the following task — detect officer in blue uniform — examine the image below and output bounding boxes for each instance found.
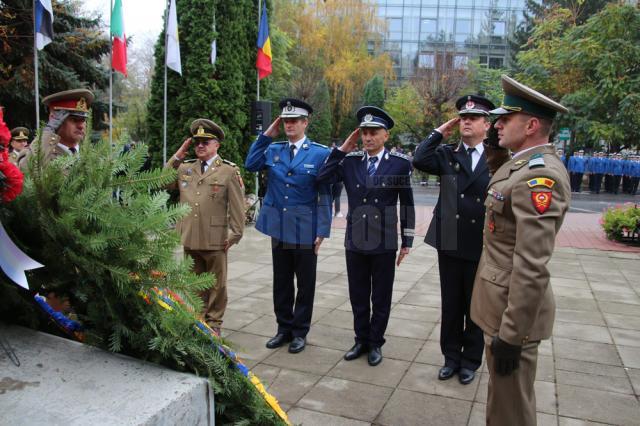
[412,95,495,385]
[611,153,624,194]
[630,155,640,195]
[245,98,331,354]
[316,106,415,366]
[568,150,586,192]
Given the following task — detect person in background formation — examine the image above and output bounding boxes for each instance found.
[567,149,585,192]
[18,89,94,171]
[316,106,415,367]
[245,98,331,354]
[166,119,245,333]
[621,154,634,194]
[8,127,29,165]
[629,155,640,195]
[592,152,606,194]
[412,94,496,385]
[610,152,624,194]
[330,142,345,218]
[556,148,565,167]
[471,75,571,426]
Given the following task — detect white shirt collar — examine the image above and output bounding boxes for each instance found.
[289,135,306,151]
[462,142,484,156]
[366,149,384,164]
[58,143,79,155]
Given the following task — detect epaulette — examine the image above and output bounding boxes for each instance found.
[222,159,238,167]
[346,151,365,157]
[390,151,411,161]
[311,142,329,149]
[272,141,288,144]
[184,159,197,163]
[528,153,545,169]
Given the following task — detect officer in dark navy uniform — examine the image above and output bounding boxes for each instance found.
[245,98,331,354]
[317,106,415,366]
[413,94,495,385]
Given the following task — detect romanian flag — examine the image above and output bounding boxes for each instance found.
[110,0,127,76]
[256,3,272,80]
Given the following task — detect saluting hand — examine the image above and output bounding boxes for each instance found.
[396,247,409,266]
[174,137,192,161]
[339,128,360,153]
[436,117,460,139]
[264,117,282,138]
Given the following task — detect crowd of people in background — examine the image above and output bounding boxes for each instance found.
[560,149,640,195]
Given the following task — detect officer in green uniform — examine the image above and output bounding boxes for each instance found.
[8,127,29,165]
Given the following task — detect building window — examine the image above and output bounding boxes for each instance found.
[479,55,488,66]
[493,21,506,37]
[456,19,472,34]
[488,57,504,69]
[421,18,437,36]
[454,55,468,69]
[388,18,402,40]
[419,53,435,69]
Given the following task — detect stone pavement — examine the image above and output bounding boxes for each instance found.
[223,227,640,425]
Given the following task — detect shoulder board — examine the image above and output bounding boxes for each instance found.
[311,142,329,149]
[443,141,458,147]
[184,159,197,163]
[390,152,411,161]
[528,153,545,169]
[222,159,238,167]
[346,151,365,157]
[272,141,288,145]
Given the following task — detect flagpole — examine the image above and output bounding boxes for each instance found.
[33,1,40,131]
[163,0,170,165]
[109,0,113,151]
[257,0,261,101]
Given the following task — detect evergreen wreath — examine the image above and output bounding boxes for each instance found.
[2,130,288,425]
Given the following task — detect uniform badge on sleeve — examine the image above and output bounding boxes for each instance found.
[531,191,552,214]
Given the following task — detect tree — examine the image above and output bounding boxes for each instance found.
[516,4,640,151]
[362,75,385,108]
[306,79,333,144]
[272,0,394,138]
[146,0,258,172]
[0,0,110,129]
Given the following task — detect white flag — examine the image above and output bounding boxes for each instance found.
[210,39,217,65]
[166,0,182,75]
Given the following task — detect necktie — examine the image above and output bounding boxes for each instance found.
[69,147,77,155]
[467,147,476,171]
[289,144,296,161]
[368,156,378,176]
[201,161,207,174]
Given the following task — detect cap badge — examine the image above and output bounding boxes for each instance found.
[76,97,88,112]
[465,100,475,110]
[364,114,373,122]
[286,101,293,112]
[196,126,206,136]
[18,131,26,138]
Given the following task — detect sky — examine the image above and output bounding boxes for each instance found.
[82,0,167,47]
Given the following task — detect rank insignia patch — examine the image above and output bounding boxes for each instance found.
[531,191,552,214]
[527,177,555,189]
[528,153,545,168]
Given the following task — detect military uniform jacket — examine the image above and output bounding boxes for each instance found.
[8,150,19,166]
[413,130,490,261]
[470,144,570,346]
[245,134,331,245]
[166,156,245,251]
[316,148,415,254]
[17,128,70,172]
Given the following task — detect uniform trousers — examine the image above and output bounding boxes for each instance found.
[271,238,317,338]
[186,249,228,327]
[613,175,622,194]
[438,252,483,370]
[485,334,540,426]
[345,250,395,348]
[594,173,603,194]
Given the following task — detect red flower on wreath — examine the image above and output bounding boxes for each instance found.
[0,108,24,203]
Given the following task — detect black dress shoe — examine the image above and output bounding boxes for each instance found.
[368,347,383,366]
[288,336,306,353]
[458,368,475,385]
[438,366,459,380]
[344,343,367,361]
[266,333,291,349]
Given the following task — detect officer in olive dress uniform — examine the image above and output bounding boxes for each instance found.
[470,75,571,426]
[18,89,94,171]
[245,98,331,354]
[316,106,415,366]
[8,127,29,165]
[167,119,245,332]
[413,95,496,385]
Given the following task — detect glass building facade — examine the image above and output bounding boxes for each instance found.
[371,0,527,80]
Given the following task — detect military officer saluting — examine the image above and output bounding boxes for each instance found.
[8,127,30,165]
[167,119,245,333]
[245,98,331,354]
[413,95,496,385]
[18,89,94,171]
[471,75,571,426]
[317,106,415,366]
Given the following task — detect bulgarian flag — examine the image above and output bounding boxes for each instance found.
[110,0,127,76]
[256,3,272,80]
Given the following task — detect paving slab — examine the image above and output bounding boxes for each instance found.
[390,303,441,322]
[266,369,322,405]
[328,356,410,388]
[603,312,640,330]
[297,377,393,422]
[553,337,622,365]
[553,321,612,344]
[617,345,640,369]
[385,317,435,340]
[376,389,472,426]
[599,301,640,317]
[398,362,480,401]
[557,384,640,425]
[555,309,606,326]
[610,327,640,347]
[286,408,369,426]
[263,345,344,375]
[380,335,424,362]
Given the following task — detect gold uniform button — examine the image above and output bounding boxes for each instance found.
[287,172,292,176]
[374,198,378,203]
[491,275,496,281]
[283,208,287,212]
[284,196,289,199]
[194,214,198,217]
[476,198,481,202]
[196,192,200,195]
[195,203,199,206]
[374,215,379,219]
[455,214,460,219]
[471,219,476,224]
[286,184,290,188]
[362,214,367,218]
